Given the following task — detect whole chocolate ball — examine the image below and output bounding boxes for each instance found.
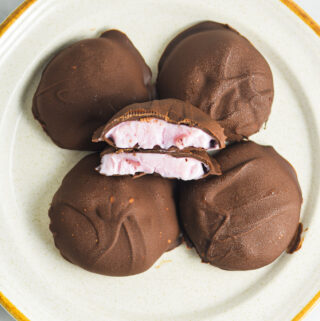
[179,141,302,270]
[157,21,274,141]
[49,153,180,276]
[33,30,153,150]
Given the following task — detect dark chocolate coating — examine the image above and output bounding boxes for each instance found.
[49,153,180,276]
[93,99,226,149]
[33,30,153,151]
[100,147,222,178]
[179,141,302,270]
[157,21,274,141]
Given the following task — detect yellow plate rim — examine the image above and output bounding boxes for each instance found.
[0,0,319,320]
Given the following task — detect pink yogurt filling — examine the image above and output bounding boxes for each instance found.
[105,119,217,150]
[97,153,208,180]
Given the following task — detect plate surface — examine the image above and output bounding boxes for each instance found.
[0,0,320,320]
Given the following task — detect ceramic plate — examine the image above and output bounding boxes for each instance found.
[0,0,320,320]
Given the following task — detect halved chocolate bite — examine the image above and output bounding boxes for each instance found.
[179,141,302,270]
[33,29,153,151]
[97,148,221,180]
[157,21,274,141]
[49,153,181,276]
[92,99,226,150]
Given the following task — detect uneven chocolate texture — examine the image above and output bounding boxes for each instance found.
[287,223,303,254]
[93,99,226,149]
[33,30,153,150]
[99,147,222,178]
[179,141,302,270]
[157,21,274,141]
[49,154,180,276]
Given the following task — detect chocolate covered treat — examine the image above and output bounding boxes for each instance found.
[33,30,153,150]
[97,147,221,180]
[93,99,226,150]
[49,153,180,276]
[157,21,274,141]
[179,141,302,270]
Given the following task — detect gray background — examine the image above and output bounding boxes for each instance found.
[0,0,319,320]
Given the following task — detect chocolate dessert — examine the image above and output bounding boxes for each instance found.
[33,30,153,150]
[157,21,274,141]
[179,141,302,270]
[49,153,180,276]
[93,99,226,150]
[97,147,221,180]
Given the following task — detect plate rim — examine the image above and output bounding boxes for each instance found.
[0,0,319,320]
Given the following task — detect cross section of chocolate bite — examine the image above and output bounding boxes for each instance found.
[97,147,221,180]
[93,99,226,150]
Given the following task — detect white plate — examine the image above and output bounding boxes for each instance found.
[0,0,320,320]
